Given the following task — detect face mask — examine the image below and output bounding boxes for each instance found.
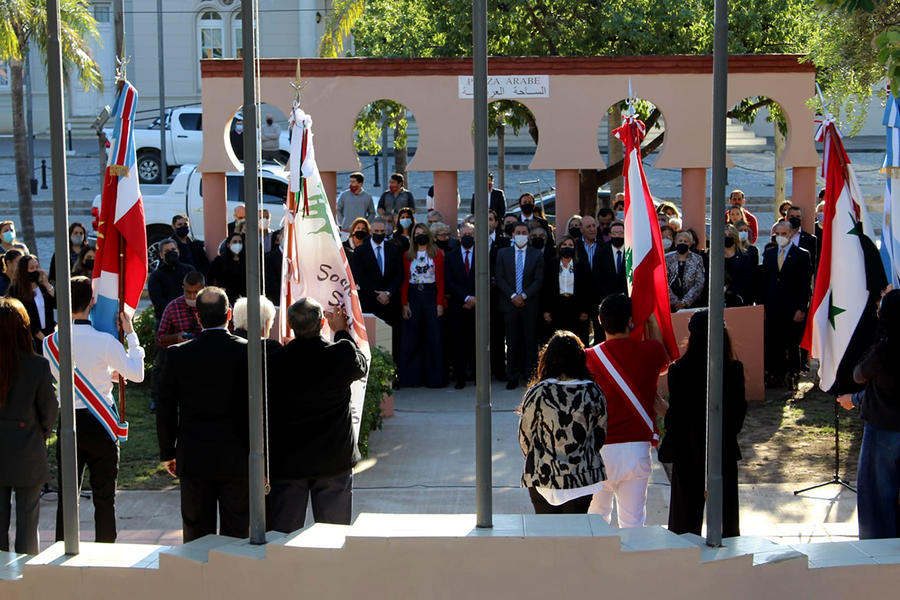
[175,225,190,238]
[514,234,529,248]
[230,243,243,254]
[235,123,244,134]
[676,242,690,255]
[84,259,95,272]
[724,236,735,248]
[530,237,546,250]
[599,226,611,236]
[266,119,273,126]
[414,234,430,247]
[738,231,749,242]
[568,227,581,239]
[70,234,84,245]
[28,270,40,283]
[610,237,625,248]
[775,235,791,248]
[353,230,368,241]
[789,217,802,229]
[520,203,534,216]
[616,211,625,220]
[504,223,516,237]
[662,238,673,251]
[400,218,413,229]
[559,246,575,259]
[460,235,474,249]
[372,233,386,244]
[435,239,450,250]
[164,250,179,265]
[1,231,14,244]
[184,297,197,308]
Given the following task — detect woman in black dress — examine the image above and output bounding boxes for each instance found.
[659,310,747,537]
[5,254,56,354]
[207,232,247,304]
[541,235,591,345]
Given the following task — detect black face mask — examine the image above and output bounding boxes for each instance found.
[164,250,180,266]
[266,119,273,126]
[414,234,430,247]
[600,226,612,236]
[530,237,546,250]
[559,246,575,259]
[724,236,736,248]
[175,225,190,238]
[504,223,516,237]
[460,235,474,249]
[520,203,534,216]
[83,259,95,272]
[435,239,450,251]
[353,230,368,241]
[372,233,386,244]
[789,217,802,229]
[568,227,581,239]
[676,243,690,255]
[610,237,625,248]
[28,271,40,283]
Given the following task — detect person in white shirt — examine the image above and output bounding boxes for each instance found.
[48,276,144,544]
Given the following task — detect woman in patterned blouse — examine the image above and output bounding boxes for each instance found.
[518,331,607,514]
[665,231,706,311]
[398,223,448,388]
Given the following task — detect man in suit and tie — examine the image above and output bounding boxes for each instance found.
[488,209,511,379]
[351,218,402,359]
[786,205,818,270]
[518,193,552,240]
[761,221,812,388]
[445,223,478,389]
[578,215,604,343]
[158,286,250,542]
[469,172,507,218]
[596,221,628,301]
[495,222,545,389]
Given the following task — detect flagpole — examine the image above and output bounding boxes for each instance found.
[242,0,267,545]
[706,0,728,548]
[472,0,492,528]
[47,0,80,556]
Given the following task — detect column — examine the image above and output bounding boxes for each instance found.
[433,170,459,226]
[791,166,817,232]
[321,171,338,215]
[554,169,579,241]
[681,167,707,248]
[202,171,227,261]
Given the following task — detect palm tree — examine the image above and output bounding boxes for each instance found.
[0,0,101,253]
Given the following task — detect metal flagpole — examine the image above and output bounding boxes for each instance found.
[157,0,168,184]
[706,0,729,548]
[47,0,79,556]
[242,0,267,545]
[473,0,492,528]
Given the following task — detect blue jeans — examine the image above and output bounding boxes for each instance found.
[857,422,900,539]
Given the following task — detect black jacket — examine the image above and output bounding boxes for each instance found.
[268,330,368,479]
[351,240,403,313]
[9,284,56,353]
[175,237,210,276]
[148,261,192,319]
[760,244,812,318]
[595,241,628,302]
[541,258,592,317]
[469,188,507,219]
[445,246,476,309]
[795,230,818,271]
[207,254,247,305]
[495,245,544,312]
[158,329,249,479]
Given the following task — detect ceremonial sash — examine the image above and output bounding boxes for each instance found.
[45,333,129,443]
[589,344,658,446]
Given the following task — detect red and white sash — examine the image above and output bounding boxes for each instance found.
[45,333,129,442]
[589,344,659,446]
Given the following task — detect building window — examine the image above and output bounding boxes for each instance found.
[198,11,224,61]
[93,3,111,23]
[232,14,242,58]
[0,61,9,89]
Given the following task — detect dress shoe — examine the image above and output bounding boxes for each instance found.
[505,379,518,390]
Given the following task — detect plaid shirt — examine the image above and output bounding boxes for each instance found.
[156,296,201,347]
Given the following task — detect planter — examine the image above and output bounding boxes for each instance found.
[380,393,394,418]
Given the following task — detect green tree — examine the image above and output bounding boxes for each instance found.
[0,0,101,252]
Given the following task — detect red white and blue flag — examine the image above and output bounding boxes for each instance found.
[881,91,900,288]
[92,81,148,336]
[616,115,679,360]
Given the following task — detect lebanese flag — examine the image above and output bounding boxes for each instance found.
[615,116,679,360]
[801,118,870,392]
[280,103,370,444]
[92,81,148,336]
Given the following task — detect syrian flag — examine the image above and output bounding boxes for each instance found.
[92,81,148,336]
[880,91,900,288]
[615,115,679,360]
[280,102,370,444]
[801,118,871,392]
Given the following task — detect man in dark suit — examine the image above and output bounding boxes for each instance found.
[488,210,511,379]
[445,223,477,389]
[495,222,545,389]
[171,214,210,276]
[786,205,817,270]
[528,223,556,344]
[761,221,812,388]
[577,215,605,343]
[518,193,552,241]
[158,286,250,542]
[267,298,367,533]
[351,218,402,325]
[595,221,628,302]
[469,172,507,218]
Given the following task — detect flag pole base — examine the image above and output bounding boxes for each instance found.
[793,475,857,496]
[794,395,857,496]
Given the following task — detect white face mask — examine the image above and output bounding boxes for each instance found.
[184,297,197,307]
[514,234,529,248]
[738,231,749,242]
[230,243,244,254]
[662,238,673,250]
[775,235,790,248]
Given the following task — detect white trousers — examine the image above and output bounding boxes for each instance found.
[588,441,652,528]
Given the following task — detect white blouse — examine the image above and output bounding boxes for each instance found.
[558,261,575,295]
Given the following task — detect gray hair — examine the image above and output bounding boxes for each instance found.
[232,296,276,333]
[287,297,324,339]
[430,222,451,235]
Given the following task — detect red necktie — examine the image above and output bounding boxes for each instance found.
[464,251,471,276]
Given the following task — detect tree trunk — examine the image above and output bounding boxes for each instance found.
[607,104,624,197]
[496,123,505,191]
[579,169,602,217]
[10,59,37,253]
[774,122,786,213]
[392,124,408,187]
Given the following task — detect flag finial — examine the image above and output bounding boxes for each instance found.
[115,55,130,86]
[816,82,834,122]
[291,59,307,103]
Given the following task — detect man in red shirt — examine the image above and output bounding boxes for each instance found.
[584,294,670,527]
[726,189,758,242]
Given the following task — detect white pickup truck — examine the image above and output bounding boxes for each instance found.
[90,164,289,251]
[116,106,290,184]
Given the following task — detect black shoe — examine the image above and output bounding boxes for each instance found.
[454,381,465,390]
[505,379,518,390]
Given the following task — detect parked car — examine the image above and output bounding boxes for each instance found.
[504,187,612,225]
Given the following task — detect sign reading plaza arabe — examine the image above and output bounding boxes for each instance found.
[458,75,550,99]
